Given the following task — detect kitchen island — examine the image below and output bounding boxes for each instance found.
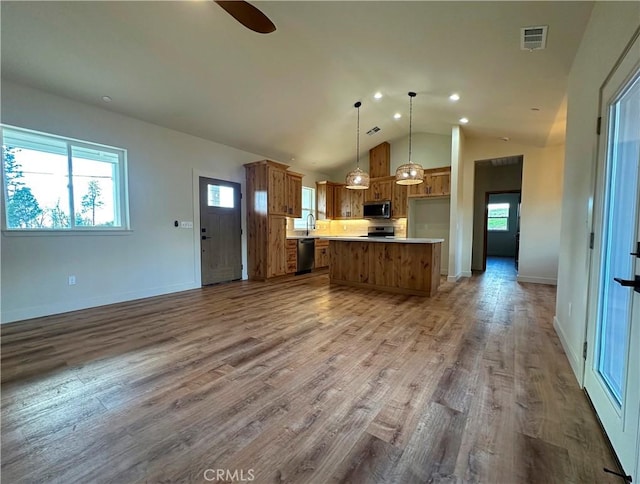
[324,237,443,296]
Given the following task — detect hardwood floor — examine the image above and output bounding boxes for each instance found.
[1,259,620,483]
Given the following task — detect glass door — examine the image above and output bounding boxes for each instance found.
[584,33,640,482]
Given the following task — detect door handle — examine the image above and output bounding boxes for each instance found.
[202,235,212,240]
[613,275,640,293]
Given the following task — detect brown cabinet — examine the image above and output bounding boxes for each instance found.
[268,166,288,215]
[286,172,303,218]
[316,181,339,220]
[408,166,451,197]
[245,160,304,280]
[369,142,390,178]
[334,185,364,219]
[286,239,297,274]
[267,215,287,278]
[392,182,408,218]
[314,239,330,268]
[365,177,393,202]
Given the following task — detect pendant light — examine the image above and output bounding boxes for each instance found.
[395,92,424,185]
[345,101,370,190]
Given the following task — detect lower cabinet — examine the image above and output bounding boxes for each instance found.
[286,239,297,274]
[267,215,287,278]
[314,239,330,268]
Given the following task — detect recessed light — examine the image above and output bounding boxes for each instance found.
[459,117,469,124]
[374,92,383,100]
[449,93,460,101]
[500,136,510,142]
[393,113,402,119]
[101,96,112,103]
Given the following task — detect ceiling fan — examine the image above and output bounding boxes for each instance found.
[215,1,276,34]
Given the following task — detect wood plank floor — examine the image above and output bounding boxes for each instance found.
[1,257,620,483]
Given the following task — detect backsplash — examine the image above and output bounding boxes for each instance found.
[287,218,406,237]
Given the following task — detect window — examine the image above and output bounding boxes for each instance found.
[2,125,128,231]
[207,184,234,208]
[487,202,509,231]
[294,186,315,229]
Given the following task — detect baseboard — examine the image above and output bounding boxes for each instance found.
[516,275,557,285]
[462,271,472,277]
[0,282,200,324]
[553,315,584,387]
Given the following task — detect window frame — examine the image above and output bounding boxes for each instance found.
[293,186,316,229]
[487,202,510,232]
[1,124,130,234]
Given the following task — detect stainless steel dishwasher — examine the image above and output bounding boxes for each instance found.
[297,238,315,274]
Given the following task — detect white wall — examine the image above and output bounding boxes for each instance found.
[0,81,329,323]
[461,138,564,285]
[555,4,640,383]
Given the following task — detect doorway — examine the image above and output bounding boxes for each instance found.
[583,32,639,482]
[471,156,523,272]
[199,177,242,286]
[482,191,521,271]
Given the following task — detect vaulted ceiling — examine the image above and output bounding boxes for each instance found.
[1,1,593,171]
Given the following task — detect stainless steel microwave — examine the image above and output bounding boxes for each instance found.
[363,200,391,219]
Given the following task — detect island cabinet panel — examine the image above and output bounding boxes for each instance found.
[369,142,391,178]
[329,240,441,296]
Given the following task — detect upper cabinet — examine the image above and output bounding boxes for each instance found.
[369,142,390,178]
[365,177,394,202]
[316,181,339,220]
[286,172,303,218]
[268,165,288,215]
[334,185,364,219]
[408,166,451,198]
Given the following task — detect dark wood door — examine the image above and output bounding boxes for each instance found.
[199,177,242,285]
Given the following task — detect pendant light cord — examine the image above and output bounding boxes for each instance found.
[355,101,361,168]
[408,92,416,166]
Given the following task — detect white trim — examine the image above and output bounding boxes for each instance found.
[553,315,585,386]
[0,282,199,324]
[461,270,472,277]
[192,169,248,284]
[516,275,557,285]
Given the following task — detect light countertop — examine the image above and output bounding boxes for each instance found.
[322,236,444,244]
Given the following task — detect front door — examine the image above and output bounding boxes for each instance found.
[199,177,242,285]
[584,33,640,482]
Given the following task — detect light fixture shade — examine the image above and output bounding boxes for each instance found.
[395,163,424,185]
[396,91,424,185]
[345,167,370,189]
[346,100,370,190]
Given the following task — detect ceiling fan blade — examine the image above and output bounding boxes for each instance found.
[215,1,276,34]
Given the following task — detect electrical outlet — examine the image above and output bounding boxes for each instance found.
[180,221,193,229]
[68,275,76,285]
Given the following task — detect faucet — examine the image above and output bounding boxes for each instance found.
[306,213,316,236]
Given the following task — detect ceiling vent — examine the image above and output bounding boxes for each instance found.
[521,25,548,51]
[366,126,381,136]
